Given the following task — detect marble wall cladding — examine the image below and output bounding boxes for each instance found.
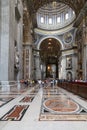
[35,55,41,79]
[83,45,87,80]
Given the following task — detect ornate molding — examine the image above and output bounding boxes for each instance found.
[34,23,74,35]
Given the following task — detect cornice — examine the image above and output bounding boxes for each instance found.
[34,23,74,35]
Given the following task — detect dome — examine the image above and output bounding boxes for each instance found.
[36,2,76,30]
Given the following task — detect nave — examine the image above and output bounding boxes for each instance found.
[0,83,87,130]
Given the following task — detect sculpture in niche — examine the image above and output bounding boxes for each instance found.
[67,71,72,81]
[66,56,72,68]
[14,49,19,72]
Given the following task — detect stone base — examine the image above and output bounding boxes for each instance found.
[39,114,87,121]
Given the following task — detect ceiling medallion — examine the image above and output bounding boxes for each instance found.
[63,32,73,44]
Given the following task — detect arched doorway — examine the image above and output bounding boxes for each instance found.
[39,38,61,79]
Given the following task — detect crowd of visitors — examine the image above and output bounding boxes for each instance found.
[20,78,58,88]
[20,79,37,87]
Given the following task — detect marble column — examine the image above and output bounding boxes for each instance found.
[0,0,23,82]
[82,26,87,81]
[72,54,78,80]
[0,0,1,68]
[83,44,87,81]
[17,21,23,80]
[23,46,29,79]
[29,45,32,79]
[0,0,10,81]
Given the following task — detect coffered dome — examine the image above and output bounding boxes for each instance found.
[36,2,76,30]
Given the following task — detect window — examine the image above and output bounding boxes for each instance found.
[65,13,69,20]
[49,18,52,24]
[41,17,44,23]
[73,11,75,15]
[57,17,60,23]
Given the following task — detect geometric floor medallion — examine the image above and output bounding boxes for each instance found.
[0,105,29,121]
[39,95,87,121]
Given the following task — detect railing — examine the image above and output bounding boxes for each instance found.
[58,81,87,99]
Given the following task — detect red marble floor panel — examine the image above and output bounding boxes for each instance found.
[19,96,34,102]
[0,105,29,121]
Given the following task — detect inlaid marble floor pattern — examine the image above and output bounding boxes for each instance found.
[39,87,87,121]
[0,83,87,130]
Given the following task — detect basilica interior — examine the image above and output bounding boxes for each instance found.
[0,0,87,130]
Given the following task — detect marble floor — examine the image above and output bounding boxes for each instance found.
[0,82,87,130]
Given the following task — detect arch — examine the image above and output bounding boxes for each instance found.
[36,36,63,79]
[37,36,64,50]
